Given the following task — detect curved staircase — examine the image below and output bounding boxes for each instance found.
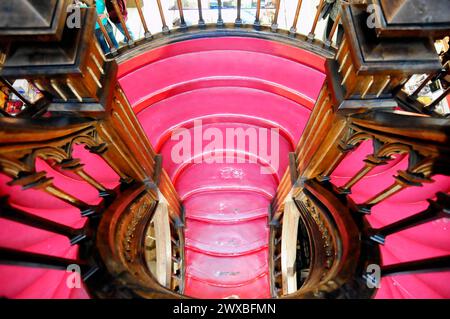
[117,37,326,298]
[0,0,449,300]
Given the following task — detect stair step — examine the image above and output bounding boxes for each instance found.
[184,272,271,299]
[176,161,278,201]
[185,218,268,255]
[185,248,268,286]
[184,191,271,223]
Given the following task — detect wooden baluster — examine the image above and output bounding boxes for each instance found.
[335,37,347,61]
[155,0,170,33]
[337,140,399,194]
[377,76,391,97]
[254,0,261,29]
[0,77,30,109]
[96,121,148,182]
[50,80,68,101]
[290,0,303,36]
[44,184,98,217]
[96,16,118,55]
[338,163,378,195]
[171,237,179,247]
[360,75,375,99]
[321,136,361,178]
[370,193,449,245]
[235,0,242,26]
[271,0,281,32]
[411,73,434,97]
[325,12,341,47]
[197,0,205,27]
[111,0,134,46]
[358,182,404,214]
[341,64,354,86]
[111,93,157,179]
[308,0,325,40]
[176,0,187,30]
[134,0,151,38]
[84,141,133,184]
[281,199,300,295]
[381,255,450,277]
[338,51,350,73]
[358,169,433,214]
[152,195,172,288]
[66,79,83,102]
[217,0,224,27]
[58,158,114,198]
[427,86,450,111]
[8,171,98,217]
[0,202,87,245]
[0,247,98,280]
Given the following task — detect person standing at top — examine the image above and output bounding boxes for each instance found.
[94,0,119,54]
[106,0,134,43]
[322,0,344,45]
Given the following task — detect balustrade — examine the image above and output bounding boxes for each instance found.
[0,0,448,299]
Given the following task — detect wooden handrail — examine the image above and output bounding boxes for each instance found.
[349,110,450,145]
[96,184,186,298]
[1,0,449,300]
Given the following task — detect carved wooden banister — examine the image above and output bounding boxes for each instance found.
[369,192,450,245]
[0,199,89,245]
[270,1,450,298]
[0,117,110,215]
[0,0,448,300]
[285,2,446,189]
[96,184,186,298]
[0,4,182,217]
[278,179,377,299]
[340,110,449,213]
[0,1,184,298]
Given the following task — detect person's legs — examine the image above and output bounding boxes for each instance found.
[336,25,344,46]
[324,17,334,42]
[104,21,119,48]
[115,22,134,42]
[324,18,344,46]
[95,28,110,54]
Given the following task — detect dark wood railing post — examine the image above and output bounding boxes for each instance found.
[111,0,134,46]
[235,0,243,27]
[0,199,89,245]
[217,0,224,27]
[271,0,281,32]
[308,0,325,40]
[96,16,118,55]
[155,0,170,34]
[176,0,187,30]
[134,0,152,39]
[370,193,449,245]
[289,0,303,36]
[0,247,97,280]
[254,0,262,29]
[197,0,206,27]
